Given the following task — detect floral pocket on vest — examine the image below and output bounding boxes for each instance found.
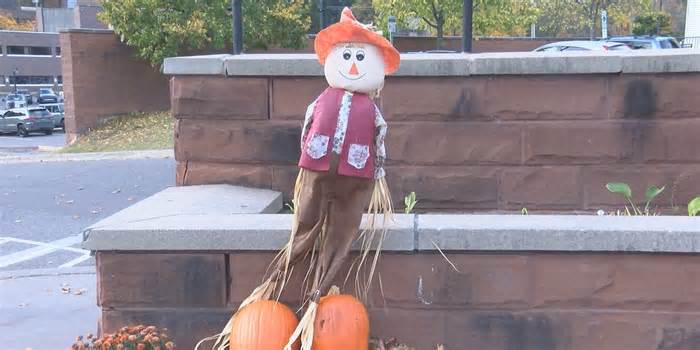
[348,143,370,169]
[306,133,330,159]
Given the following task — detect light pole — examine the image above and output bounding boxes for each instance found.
[388,16,396,45]
[462,0,473,52]
[231,0,243,55]
[13,68,18,93]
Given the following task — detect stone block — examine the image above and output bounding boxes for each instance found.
[500,166,582,209]
[380,77,488,121]
[638,121,700,162]
[610,74,700,119]
[97,253,227,308]
[524,121,637,164]
[175,119,300,164]
[481,75,611,120]
[171,76,268,120]
[270,77,328,120]
[387,122,522,165]
[387,166,499,210]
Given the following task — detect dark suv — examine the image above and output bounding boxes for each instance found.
[607,36,681,49]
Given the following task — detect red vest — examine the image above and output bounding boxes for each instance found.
[298,88,375,179]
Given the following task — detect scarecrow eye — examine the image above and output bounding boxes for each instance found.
[342,49,352,60]
[356,50,365,61]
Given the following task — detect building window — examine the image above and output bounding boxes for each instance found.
[55,47,61,56]
[9,75,54,85]
[7,46,25,55]
[28,46,52,55]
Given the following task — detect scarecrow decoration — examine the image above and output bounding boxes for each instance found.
[198,7,400,350]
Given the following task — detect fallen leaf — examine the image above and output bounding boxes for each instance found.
[73,288,87,296]
[112,189,121,194]
[61,287,71,294]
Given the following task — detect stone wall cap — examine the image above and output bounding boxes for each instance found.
[163,54,230,75]
[419,214,700,252]
[86,184,283,230]
[59,28,114,34]
[163,50,700,76]
[83,213,415,251]
[84,208,700,253]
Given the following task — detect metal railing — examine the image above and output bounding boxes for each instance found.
[679,37,700,48]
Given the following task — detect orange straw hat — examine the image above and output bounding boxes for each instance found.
[314,7,400,74]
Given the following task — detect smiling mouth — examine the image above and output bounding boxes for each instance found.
[338,71,366,81]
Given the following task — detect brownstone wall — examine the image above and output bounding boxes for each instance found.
[60,29,170,143]
[98,250,700,350]
[393,36,567,52]
[172,74,700,212]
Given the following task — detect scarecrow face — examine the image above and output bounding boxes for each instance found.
[324,43,385,94]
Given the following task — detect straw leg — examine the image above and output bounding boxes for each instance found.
[315,176,373,295]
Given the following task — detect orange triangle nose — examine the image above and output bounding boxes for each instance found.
[348,63,359,76]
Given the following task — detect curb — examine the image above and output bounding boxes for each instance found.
[0,149,174,164]
[0,266,95,280]
[0,146,39,152]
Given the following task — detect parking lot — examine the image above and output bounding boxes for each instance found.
[0,130,65,152]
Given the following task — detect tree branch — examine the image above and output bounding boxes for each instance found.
[421,16,437,28]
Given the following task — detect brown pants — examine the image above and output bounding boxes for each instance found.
[273,157,373,296]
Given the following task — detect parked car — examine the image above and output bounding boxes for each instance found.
[533,40,631,52]
[0,107,55,137]
[37,88,58,104]
[41,102,64,129]
[16,88,33,105]
[607,36,681,49]
[4,94,27,109]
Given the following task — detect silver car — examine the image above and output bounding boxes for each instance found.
[40,103,64,129]
[0,107,55,137]
[4,94,27,109]
[534,40,631,52]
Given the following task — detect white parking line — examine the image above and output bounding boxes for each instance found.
[0,236,86,254]
[0,235,83,268]
[58,254,92,268]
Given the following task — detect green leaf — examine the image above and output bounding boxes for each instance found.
[606,182,632,199]
[645,185,665,203]
[689,197,700,217]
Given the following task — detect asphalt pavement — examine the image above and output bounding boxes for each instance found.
[0,156,175,271]
[0,130,65,152]
[0,151,175,349]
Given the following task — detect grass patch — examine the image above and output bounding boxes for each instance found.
[62,111,173,153]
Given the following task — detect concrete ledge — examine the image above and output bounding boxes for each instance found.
[419,215,700,252]
[163,50,700,76]
[83,214,414,251]
[84,209,700,253]
[163,54,230,75]
[87,185,283,230]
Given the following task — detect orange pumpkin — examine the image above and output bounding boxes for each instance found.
[312,294,369,350]
[229,300,300,350]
